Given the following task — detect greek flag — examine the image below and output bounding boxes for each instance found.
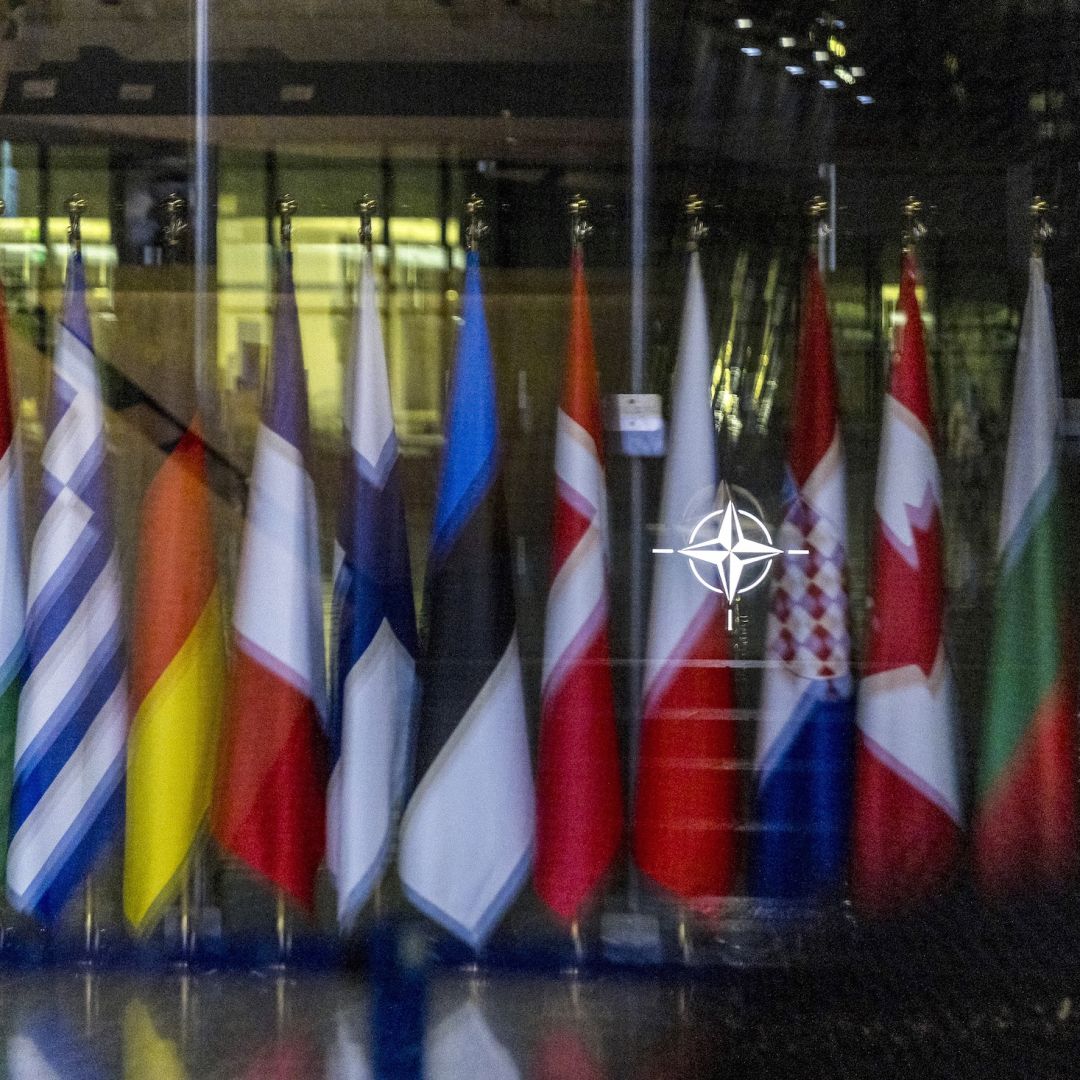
[6,254,127,921]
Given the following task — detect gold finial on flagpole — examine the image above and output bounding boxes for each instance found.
[1030,195,1052,259]
[465,194,488,253]
[569,194,592,250]
[162,193,188,251]
[276,194,297,252]
[685,194,707,253]
[901,195,926,253]
[356,194,378,250]
[806,193,828,253]
[67,193,87,255]
[357,195,376,252]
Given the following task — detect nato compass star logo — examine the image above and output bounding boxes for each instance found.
[652,483,809,630]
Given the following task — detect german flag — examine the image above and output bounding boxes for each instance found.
[124,421,225,932]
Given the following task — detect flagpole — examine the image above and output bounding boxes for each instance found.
[67,194,102,965]
[356,193,386,932]
[270,194,297,969]
[567,195,594,971]
[672,197,710,970]
[161,193,202,967]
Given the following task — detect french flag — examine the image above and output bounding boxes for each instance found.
[214,252,328,912]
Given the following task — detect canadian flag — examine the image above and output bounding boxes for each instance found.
[852,252,961,913]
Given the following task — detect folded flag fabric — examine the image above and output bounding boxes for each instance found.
[398,250,534,948]
[328,250,417,930]
[752,255,854,901]
[214,252,328,911]
[0,277,25,886]
[534,247,622,923]
[853,251,961,913]
[124,421,225,932]
[7,253,127,922]
[975,254,1076,892]
[634,249,738,903]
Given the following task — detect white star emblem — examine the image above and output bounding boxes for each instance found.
[679,497,782,603]
[651,482,809,629]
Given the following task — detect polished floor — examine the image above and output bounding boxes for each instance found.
[0,968,720,1079]
[5,890,1080,1079]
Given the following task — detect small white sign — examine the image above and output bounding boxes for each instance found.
[603,393,665,457]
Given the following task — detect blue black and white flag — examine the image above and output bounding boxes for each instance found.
[7,254,128,921]
[398,250,534,948]
[328,250,418,930]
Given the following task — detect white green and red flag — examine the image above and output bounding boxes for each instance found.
[974,254,1076,893]
[852,251,961,913]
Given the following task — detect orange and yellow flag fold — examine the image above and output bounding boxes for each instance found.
[124,424,225,932]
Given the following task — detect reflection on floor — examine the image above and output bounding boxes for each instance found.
[0,968,716,1080]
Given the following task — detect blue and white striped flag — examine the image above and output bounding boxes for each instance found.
[328,251,418,930]
[6,254,128,921]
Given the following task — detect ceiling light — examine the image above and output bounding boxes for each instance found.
[857,94,875,105]
[741,46,762,56]
[785,65,805,75]
[813,50,829,62]
[780,36,797,48]
[819,79,838,89]
[735,17,753,29]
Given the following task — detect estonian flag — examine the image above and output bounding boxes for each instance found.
[398,250,534,948]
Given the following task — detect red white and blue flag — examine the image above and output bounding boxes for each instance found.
[752,256,854,900]
[214,252,328,912]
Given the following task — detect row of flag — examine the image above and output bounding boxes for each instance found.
[0,233,1069,950]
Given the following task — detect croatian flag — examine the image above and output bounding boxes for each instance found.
[751,255,854,901]
[398,250,534,948]
[7,254,127,921]
[328,250,418,930]
[633,250,738,902]
[213,252,328,911]
[852,251,961,913]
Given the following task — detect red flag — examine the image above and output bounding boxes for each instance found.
[633,253,738,903]
[852,252,961,912]
[534,249,623,922]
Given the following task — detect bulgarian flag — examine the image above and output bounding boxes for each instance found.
[0,279,25,886]
[974,254,1076,892]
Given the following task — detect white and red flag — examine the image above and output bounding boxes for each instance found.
[852,251,961,913]
[633,250,738,903]
[534,248,623,923]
